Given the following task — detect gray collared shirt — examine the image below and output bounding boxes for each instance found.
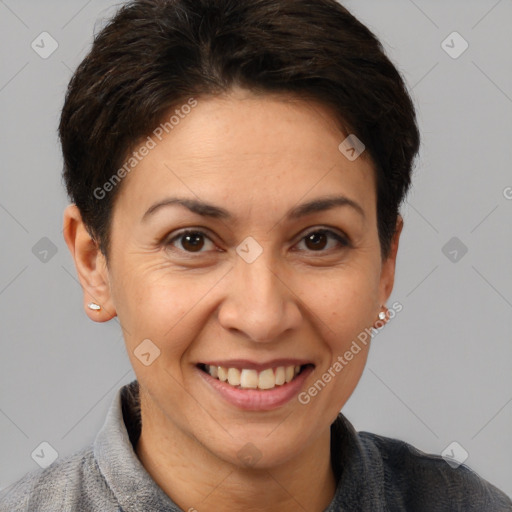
[1,380,511,511]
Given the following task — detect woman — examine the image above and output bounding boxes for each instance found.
[1,0,510,510]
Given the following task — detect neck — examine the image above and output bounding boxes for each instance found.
[134,404,337,512]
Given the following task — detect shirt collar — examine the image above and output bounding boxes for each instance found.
[93,380,182,511]
[326,409,386,510]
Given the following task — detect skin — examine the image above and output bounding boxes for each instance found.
[63,87,402,512]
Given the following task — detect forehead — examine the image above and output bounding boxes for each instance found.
[114,89,376,224]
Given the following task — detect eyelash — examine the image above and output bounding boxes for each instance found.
[164,228,350,256]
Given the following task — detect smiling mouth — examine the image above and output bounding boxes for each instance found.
[197,363,314,390]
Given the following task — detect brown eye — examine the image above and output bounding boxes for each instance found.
[181,232,205,252]
[304,231,328,250]
[166,230,215,253]
[297,229,349,252]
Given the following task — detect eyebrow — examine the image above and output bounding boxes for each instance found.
[141,194,365,223]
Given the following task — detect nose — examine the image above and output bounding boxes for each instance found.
[217,252,302,343]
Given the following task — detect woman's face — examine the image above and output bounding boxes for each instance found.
[70,88,400,468]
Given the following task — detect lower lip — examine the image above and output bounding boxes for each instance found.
[196,365,314,411]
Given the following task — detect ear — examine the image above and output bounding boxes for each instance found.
[62,204,117,322]
[378,214,404,307]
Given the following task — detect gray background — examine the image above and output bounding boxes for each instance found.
[1,0,511,499]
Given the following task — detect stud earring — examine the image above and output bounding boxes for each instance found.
[88,302,101,311]
[373,305,389,330]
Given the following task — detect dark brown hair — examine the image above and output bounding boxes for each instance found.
[59,0,420,262]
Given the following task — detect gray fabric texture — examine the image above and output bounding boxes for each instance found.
[1,379,511,511]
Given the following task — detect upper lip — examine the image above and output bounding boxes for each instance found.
[198,359,314,372]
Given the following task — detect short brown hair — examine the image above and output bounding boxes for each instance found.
[59,0,420,262]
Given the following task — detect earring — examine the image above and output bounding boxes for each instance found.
[374,305,388,328]
[88,302,101,311]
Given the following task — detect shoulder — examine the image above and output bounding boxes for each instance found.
[0,444,119,512]
[359,431,512,511]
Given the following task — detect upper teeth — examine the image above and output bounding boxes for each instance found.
[206,365,302,390]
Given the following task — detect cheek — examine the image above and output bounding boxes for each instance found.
[294,269,378,413]
[295,264,380,341]
[114,265,210,353]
